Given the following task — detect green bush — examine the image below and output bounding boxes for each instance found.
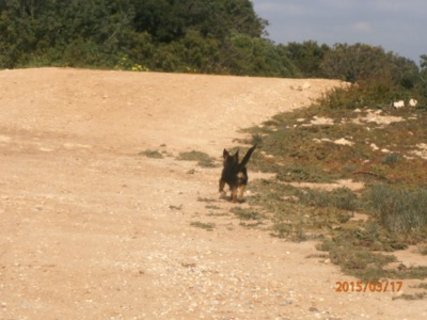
[321,43,419,85]
[366,184,427,233]
[319,239,396,281]
[317,77,409,110]
[297,187,358,211]
[382,153,401,166]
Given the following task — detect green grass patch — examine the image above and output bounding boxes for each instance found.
[364,184,427,234]
[177,150,217,168]
[206,211,229,217]
[393,292,427,301]
[241,91,427,185]
[138,149,164,159]
[247,179,354,241]
[318,239,396,281]
[296,187,358,211]
[416,283,427,290]
[197,197,217,203]
[230,81,427,280]
[418,245,427,255]
[381,153,401,166]
[190,221,215,231]
[230,207,265,221]
[206,204,221,210]
[246,167,426,280]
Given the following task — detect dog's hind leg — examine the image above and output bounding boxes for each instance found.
[231,187,238,203]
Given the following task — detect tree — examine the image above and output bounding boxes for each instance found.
[321,43,418,87]
[421,55,427,71]
[282,41,330,77]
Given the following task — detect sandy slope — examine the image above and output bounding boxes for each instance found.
[0,68,426,319]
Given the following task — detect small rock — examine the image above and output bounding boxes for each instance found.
[370,143,379,151]
[334,138,354,146]
[281,299,293,306]
[302,82,311,90]
[309,307,319,312]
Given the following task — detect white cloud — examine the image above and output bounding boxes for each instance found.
[252,0,427,62]
[253,2,305,15]
[352,21,373,33]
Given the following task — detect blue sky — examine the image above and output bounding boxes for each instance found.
[252,0,426,64]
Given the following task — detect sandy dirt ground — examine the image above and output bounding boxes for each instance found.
[0,68,426,319]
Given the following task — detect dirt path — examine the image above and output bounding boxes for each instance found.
[0,68,425,319]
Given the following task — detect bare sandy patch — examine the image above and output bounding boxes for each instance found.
[288,179,364,192]
[313,137,354,146]
[352,109,404,126]
[411,143,427,160]
[306,115,334,126]
[0,134,11,143]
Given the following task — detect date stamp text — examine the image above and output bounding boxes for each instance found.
[335,281,403,293]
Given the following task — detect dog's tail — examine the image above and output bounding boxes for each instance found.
[238,144,256,169]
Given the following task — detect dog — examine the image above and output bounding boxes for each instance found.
[219,145,256,203]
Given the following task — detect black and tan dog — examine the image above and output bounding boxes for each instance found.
[219,145,256,202]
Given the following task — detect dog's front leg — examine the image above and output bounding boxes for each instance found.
[238,185,246,201]
[219,179,226,197]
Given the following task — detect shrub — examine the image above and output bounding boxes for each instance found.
[366,184,427,233]
[297,187,358,211]
[317,77,409,110]
[319,239,396,281]
[382,153,401,166]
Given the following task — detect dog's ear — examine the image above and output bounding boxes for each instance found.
[223,149,229,159]
[234,149,239,162]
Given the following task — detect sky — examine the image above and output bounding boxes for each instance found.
[252,0,426,64]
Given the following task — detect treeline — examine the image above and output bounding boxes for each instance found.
[0,0,426,100]
[0,0,272,73]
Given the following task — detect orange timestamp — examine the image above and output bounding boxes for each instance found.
[335,280,403,293]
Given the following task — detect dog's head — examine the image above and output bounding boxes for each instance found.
[223,148,239,169]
